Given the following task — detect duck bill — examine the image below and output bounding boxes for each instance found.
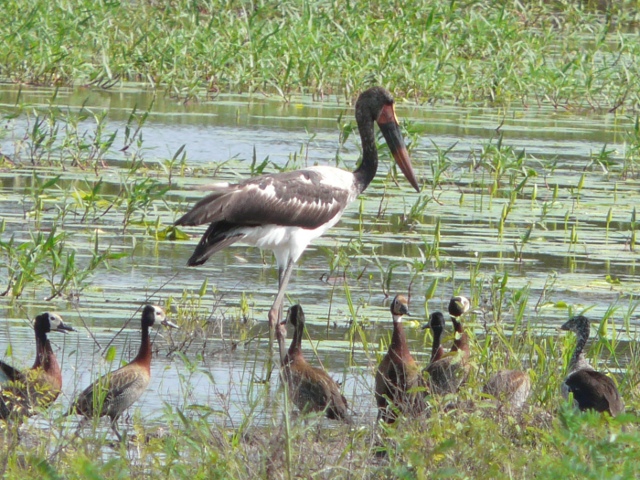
[559,322,570,331]
[161,319,180,329]
[56,323,76,333]
[377,104,420,192]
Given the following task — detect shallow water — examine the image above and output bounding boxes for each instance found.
[0,85,639,429]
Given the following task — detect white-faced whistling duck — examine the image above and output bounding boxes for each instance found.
[281,304,352,423]
[560,315,624,416]
[69,305,178,440]
[483,370,531,411]
[0,312,75,420]
[174,87,420,357]
[375,295,427,423]
[423,296,471,395]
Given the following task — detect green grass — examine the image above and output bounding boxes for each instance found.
[2,0,640,110]
[2,329,640,480]
[2,2,640,477]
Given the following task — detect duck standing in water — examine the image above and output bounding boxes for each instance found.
[375,295,427,423]
[281,304,351,423]
[0,312,75,420]
[69,305,178,440]
[423,296,471,396]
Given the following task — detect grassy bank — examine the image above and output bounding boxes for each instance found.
[2,0,640,110]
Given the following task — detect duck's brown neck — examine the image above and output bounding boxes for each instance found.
[32,332,55,371]
[132,325,152,371]
[391,320,411,360]
[32,331,62,388]
[285,321,304,363]
[431,328,444,362]
[450,318,469,356]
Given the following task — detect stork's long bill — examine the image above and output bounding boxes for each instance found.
[376,103,420,192]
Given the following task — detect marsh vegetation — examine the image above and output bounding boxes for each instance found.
[1,1,640,478]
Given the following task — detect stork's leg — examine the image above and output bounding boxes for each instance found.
[269,259,295,361]
[277,265,286,321]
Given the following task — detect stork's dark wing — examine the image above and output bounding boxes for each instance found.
[176,169,351,230]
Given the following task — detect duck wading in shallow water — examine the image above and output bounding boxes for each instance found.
[69,305,178,440]
[0,312,75,421]
[174,87,420,359]
[560,315,624,417]
[281,304,352,423]
[423,296,471,396]
[375,295,427,423]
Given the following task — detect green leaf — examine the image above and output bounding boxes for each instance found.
[105,345,117,363]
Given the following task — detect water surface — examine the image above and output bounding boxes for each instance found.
[0,85,638,429]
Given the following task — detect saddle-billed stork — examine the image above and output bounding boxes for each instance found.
[174,87,420,356]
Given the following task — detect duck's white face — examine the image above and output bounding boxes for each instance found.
[47,313,64,330]
[152,305,179,329]
[390,295,410,322]
[44,312,74,333]
[151,306,166,323]
[458,296,470,313]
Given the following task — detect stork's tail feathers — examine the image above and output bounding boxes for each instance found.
[186,221,244,267]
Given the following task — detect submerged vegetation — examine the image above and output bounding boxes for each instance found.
[0,0,640,479]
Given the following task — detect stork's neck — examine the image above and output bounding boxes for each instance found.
[353,116,378,194]
[132,325,152,371]
[569,330,593,373]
